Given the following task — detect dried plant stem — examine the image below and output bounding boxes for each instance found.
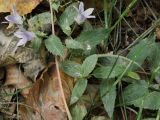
[49,0,72,119]
[55,57,72,120]
[49,0,55,35]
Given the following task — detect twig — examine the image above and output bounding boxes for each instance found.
[49,0,72,120]
[49,0,55,35]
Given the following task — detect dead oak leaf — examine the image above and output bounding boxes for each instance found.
[5,64,32,96]
[19,64,74,120]
[0,0,42,15]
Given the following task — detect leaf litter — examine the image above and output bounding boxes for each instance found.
[0,0,160,120]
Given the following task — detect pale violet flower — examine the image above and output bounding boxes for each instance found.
[14,30,35,46]
[5,5,23,25]
[75,2,95,24]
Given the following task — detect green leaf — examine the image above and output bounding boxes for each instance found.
[81,54,98,77]
[127,71,140,80]
[31,36,42,52]
[52,1,60,12]
[71,103,87,120]
[97,54,140,70]
[122,80,149,105]
[93,64,125,79]
[148,43,160,77]
[100,79,116,118]
[28,12,54,32]
[60,60,82,78]
[133,91,160,110]
[70,79,88,105]
[142,118,155,120]
[76,28,109,50]
[45,35,65,57]
[65,38,84,50]
[127,35,156,69]
[59,3,78,35]
[91,116,108,120]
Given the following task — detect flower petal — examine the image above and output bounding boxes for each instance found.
[82,8,94,18]
[75,14,86,24]
[24,31,35,40]
[17,38,27,46]
[5,15,22,25]
[85,15,96,18]
[12,5,18,16]
[79,2,84,13]
[14,31,25,38]
[5,5,23,25]
[14,30,35,40]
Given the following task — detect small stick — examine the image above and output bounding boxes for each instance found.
[49,0,72,120]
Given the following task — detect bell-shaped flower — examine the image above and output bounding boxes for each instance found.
[14,30,35,46]
[75,2,95,24]
[5,5,23,25]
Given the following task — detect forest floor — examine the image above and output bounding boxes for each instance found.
[0,0,160,120]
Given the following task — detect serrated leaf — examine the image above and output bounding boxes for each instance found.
[148,43,160,68]
[81,54,98,77]
[70,79,87,105]
[133,91,160,110]
[127,71,140,80]
[148,43,160,80]
[76,28,109,50]
[93,65,125,79]
[98,54,141,72]
[127,34,156,69]
[100,79,116,118]
[65,38,84,49]
[123,80,149,105]
[71,103,87,120]
[59,3,78,35]
[28,12,54,32]
[60,60,82,78]
[45,35,65,57]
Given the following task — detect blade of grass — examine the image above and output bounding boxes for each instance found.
[108,0,117,27]
[119,18,160,55]
[103,0,108,28]
[110,0,138,31]
[156,109,160,120]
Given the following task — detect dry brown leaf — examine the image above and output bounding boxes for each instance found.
[5,64,32,96]
[23,59,45,81]
[19,64,74,120]
[0,0,42,15]
[0,86,16,118]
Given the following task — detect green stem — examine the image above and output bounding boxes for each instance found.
[113,61,132,86]
[119,16,160,55]
[103,0,108,28]
[137,107,143,120]
[156,109,160,120]
[149,66,160,84]
[110,0,137,31]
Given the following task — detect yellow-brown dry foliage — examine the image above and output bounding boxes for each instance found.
[0,0,42,15]
[19,64,74,120]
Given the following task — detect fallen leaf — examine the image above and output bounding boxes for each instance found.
[0,0,42,15]
[23,59,45,81]
[19,64,74,120]
[0,86,16,118]
[5,64,32,96]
